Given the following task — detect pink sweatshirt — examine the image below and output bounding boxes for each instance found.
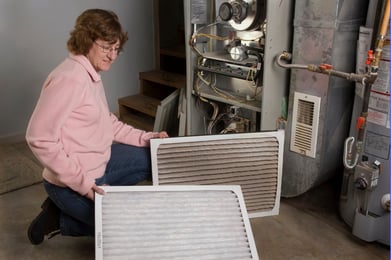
[26,54,160,196]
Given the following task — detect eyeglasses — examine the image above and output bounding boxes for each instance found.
[94,42,121,55]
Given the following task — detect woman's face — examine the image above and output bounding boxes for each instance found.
[87,39,120,72]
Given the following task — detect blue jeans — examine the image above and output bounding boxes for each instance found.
[44,143,152,236]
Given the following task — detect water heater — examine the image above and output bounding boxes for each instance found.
[339,0,390,245]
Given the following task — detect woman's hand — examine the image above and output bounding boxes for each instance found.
[157,131,169,138]
[85,184,105,201]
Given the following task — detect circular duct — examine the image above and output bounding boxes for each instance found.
[218,0,266,31]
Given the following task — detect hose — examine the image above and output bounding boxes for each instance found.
[343,137,361,169]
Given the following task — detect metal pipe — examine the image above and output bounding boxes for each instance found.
[275,51,371,84]
[275,52,308,70]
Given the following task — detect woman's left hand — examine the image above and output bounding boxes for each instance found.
[157,131,169,138]
[85,184,105,201]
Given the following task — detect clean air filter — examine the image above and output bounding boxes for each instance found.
[150,131,284,218]
[95,185,258,260]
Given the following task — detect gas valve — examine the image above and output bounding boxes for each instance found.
[353,162,380,191]
[354,177,368,190]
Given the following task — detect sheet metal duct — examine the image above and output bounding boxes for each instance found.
[150,131,284,218]
[282,0,370,196]
[95,185,259,260]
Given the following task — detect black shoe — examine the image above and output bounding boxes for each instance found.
[28,197,61,245]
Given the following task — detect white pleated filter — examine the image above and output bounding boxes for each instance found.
[95,185,258,260]
[150,131,284,218]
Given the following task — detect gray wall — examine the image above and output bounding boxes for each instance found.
[0,0,155,142]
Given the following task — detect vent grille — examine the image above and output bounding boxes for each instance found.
[95,186,259,260]
[290,92,321,158]
[297,99,314,125]
[151,132,284,218]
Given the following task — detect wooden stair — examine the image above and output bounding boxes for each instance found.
[118,2,186,135]
[139,70,186,90]
[119,94,160,118]
[118,70,186,132]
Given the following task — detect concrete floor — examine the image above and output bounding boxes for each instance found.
[0,179,389,260]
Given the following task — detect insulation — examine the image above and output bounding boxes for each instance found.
[95,185,258,260]
[151,131,284,218]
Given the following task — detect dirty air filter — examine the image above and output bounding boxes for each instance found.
[95,185,259,260]
[151,131,284,218]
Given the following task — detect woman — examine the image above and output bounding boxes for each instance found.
[26,9,168,245]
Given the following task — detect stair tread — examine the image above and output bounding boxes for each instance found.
[139,70,186,89]
[120,113,154,132]
[118,94,160,117]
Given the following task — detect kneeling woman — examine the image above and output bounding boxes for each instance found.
[26,9,168,244]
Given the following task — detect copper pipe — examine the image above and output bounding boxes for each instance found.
[372,0,390,72]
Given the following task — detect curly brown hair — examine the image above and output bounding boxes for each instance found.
[67,9,128,55]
